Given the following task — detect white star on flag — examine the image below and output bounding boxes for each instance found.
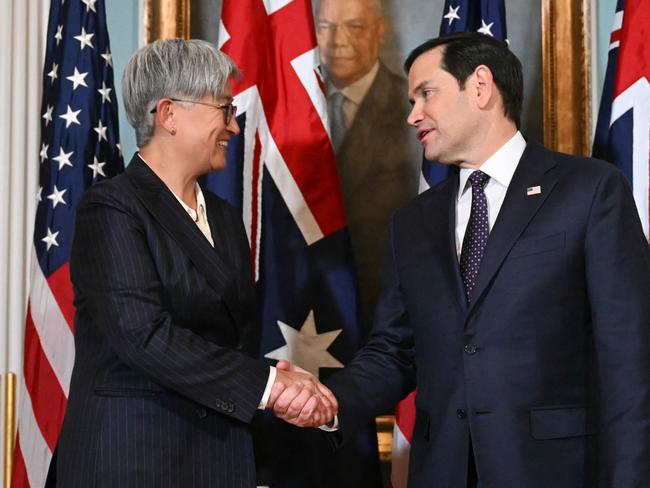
[74,28,94,50]
[478,19,495,36]
[47,63,58,84]
[59,105,81,128]
[116,142,122,156]
[37,186,42,202]
[66,67,89,90]
[444,5,461,26]
[88,157,106,178]
[101,51,113,67]
[47,185,68,208]
[97,82,112,103]
[52,147,74,170]
[42,105,54,126]
[81,0,97,12]
[55,25,63,45]
[41,228,60,251]
[40,143,49,163]
[264,310,344,377]
[94,120,108,141]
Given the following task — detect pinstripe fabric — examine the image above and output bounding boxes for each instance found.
[56,155,269,487]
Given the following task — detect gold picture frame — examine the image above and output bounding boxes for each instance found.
[542,0,592,156]
[144,0,191,43]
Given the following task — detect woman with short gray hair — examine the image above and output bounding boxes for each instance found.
[54,38,336,487]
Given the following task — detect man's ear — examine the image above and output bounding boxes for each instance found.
[376,17,388,44]
[473,64,495,110]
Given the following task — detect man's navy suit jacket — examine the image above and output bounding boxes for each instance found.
[328,142,650,487]
[56,155,269,487]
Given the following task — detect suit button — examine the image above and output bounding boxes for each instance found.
[464,344,478,355]
[196,408,207,419]
[456,409,467,419]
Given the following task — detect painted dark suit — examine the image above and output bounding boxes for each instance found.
[329,142,650,487]
[335,62,420,333]
[56,155,269,487]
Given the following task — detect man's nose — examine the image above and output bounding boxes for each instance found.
[331,25,350,45]
[406,103,422,127]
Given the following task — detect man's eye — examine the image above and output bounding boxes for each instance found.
[347,23,365,31]
[423,90,434,98]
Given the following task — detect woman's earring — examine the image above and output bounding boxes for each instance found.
[170,127,177,135]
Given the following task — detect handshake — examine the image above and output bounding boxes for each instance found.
[266,360,338,429]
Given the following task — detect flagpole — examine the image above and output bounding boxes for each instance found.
[3,372,16,488]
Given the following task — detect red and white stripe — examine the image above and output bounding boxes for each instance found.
[390,391,416,488]
[12,250,75,487]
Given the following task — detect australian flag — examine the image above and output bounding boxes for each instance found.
[12,0,123,486]
[421,0,508,188]
[205,0,381,487]
[592,0,650,239]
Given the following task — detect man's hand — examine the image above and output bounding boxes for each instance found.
[267,360,338,428]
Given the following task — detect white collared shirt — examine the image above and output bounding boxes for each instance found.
[171,182,215,247]
[455,131,527,258]
[327,62,380,127]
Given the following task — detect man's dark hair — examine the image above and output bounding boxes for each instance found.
[404,32,523,127]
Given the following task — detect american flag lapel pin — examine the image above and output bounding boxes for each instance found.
[526,185,542,196]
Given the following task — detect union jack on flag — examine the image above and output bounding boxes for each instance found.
[12,0,124,486]
[593,0,650,239]
[205,0,380,486]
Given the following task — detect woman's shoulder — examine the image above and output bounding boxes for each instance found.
[78,172,136,210]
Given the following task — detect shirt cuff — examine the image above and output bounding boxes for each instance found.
[318,415,339,432]
[258,366,277,409]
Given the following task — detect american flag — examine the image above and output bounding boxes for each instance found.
[592,0,650,239]
[420,0,508,190]
[206,0,381,486]
[393,2,508,486]
[12,0,124,486]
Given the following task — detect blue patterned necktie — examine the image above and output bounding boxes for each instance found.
[460,170,491,302]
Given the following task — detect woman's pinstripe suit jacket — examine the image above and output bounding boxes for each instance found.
[56,155,269,487]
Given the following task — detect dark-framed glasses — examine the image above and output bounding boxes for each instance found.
[150,98,238,124]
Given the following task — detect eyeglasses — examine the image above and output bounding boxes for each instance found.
[150,98,238,124]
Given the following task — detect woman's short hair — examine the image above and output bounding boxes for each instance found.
[122,38,239,148]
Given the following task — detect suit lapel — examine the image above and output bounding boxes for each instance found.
[124,155,238,315]
[468,142,558,315]
[338,64,393,186]
[420,172,467,310]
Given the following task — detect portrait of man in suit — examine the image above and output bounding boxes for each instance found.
[278,32,650,487]
[315,0,421,333]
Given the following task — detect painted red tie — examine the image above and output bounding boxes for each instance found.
[460,170,490,302]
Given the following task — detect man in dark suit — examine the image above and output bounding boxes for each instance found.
[283,32,650,486]
[315,0,420,333]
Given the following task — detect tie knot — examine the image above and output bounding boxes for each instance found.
[468,170,490,190]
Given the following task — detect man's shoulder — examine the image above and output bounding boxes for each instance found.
[526,140,622,183]
[392,175,456,223]
[373,62,407,93]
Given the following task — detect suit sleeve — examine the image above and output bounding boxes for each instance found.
[70,188,270,424]
[584,168,650,485]
[327,218,416,444]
